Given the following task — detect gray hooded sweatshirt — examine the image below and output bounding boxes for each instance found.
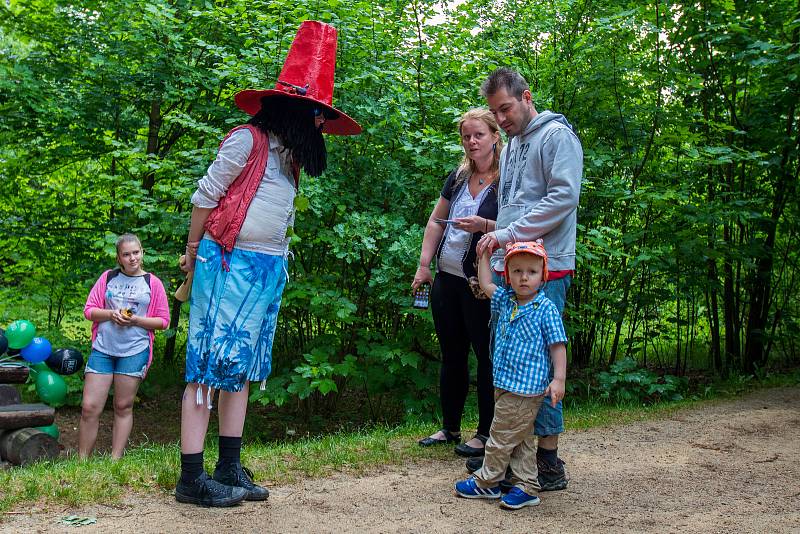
[492,110,583,272]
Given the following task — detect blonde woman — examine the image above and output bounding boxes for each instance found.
[412,108,504,457]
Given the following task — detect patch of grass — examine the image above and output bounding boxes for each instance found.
[0,372,797,515]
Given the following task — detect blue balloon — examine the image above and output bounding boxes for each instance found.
[20,337,52,364]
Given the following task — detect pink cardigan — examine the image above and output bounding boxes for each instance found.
[83,269,171,377]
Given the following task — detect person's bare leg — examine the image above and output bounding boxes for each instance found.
[110,374,141,459]
[538,435,558,449]
[78,373,113,459]
[181,383,212,453]
[217,382,249,438]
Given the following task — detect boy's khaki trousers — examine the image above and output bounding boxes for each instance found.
[474,388,544,495]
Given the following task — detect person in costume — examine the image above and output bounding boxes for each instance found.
[412,108,503,458]
[175,21,361,507]
[80,233,170,459]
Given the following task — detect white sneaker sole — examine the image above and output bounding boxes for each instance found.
[500,497,541,509]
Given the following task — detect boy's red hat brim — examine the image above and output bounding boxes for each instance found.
[234,90,361,136]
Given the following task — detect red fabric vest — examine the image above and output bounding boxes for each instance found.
[203,125,270,252]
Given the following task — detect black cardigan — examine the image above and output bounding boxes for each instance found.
[434,169,498,279]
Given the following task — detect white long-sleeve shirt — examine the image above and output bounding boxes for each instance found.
[192,128,296,255]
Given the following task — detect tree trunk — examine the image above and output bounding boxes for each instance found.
[142,98,162,194]
[0,385,21,407]
[0,404,56,430]
[164,296,183,363]
[0,365,30,384]
[0,428,60,466]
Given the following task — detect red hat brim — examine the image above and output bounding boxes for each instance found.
[234,89,362,136]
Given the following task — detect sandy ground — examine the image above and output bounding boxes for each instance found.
[2,387,799,533]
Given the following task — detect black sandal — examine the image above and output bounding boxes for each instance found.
[418,429,461,447]
[454,433,488,457]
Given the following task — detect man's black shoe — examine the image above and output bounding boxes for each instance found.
[465,456,483,473]
[213,462,270,501]
[175,472,247,507]
[537,457,569,491]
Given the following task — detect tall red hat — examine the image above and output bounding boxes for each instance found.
[234,21,361,136]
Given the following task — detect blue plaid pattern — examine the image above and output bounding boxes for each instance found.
[491,286,568,395]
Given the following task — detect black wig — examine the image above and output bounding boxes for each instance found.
[248,95,328,177]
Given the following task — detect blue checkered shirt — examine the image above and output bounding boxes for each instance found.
[491,286,568,395]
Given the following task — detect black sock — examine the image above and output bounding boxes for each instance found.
[218,435,242,465]
[537,446,558,465]
[180,451,204,483]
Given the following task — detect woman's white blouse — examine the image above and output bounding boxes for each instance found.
[438,183,491,278]
[192,128,296,255]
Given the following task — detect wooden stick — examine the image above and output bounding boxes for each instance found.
[174,256,194,302]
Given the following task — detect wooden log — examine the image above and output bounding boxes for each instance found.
[0,384,21,406]
[0,404,55,430]
[0,428,60,465]
[0,364,30,384]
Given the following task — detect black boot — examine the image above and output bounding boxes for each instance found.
[537,457,569,491]
[213,462,270,501]
[175,472,247,507]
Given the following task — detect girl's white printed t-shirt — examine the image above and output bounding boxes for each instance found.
[93,273,151,357]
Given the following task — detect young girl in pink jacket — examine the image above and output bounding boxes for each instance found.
[79,233,170,459]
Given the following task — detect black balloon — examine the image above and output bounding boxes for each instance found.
[46,348,84,375]
[0,333,7,356]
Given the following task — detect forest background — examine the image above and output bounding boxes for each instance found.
[0,0,798,423]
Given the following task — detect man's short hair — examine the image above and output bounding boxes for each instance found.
[481,68,530,100]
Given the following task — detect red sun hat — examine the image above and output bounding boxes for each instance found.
[234,20,361,136]
[503,240,549,284]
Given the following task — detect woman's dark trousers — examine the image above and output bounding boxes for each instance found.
[430,271,493,437]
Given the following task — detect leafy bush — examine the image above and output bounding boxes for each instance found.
[597,358,688,405]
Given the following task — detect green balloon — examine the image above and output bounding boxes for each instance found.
[35,370,68,406]
[35,424,60,439]
[31,362,49,372]
[6,320,36,350]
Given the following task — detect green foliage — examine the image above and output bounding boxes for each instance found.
[597,358,689,405]
[1,0,799,423]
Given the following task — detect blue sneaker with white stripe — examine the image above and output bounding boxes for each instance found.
[454,477,501,499]
[500,487,541,509]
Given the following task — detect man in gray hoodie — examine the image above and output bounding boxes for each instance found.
[472,67,583,491]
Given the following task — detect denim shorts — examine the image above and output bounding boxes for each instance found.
[490,271,572,436]
[85,347,149,378]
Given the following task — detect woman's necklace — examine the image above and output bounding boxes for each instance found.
[475,170,491,185]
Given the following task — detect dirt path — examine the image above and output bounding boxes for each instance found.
[4,388,799,533]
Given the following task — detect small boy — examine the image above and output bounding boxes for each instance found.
[454,240,567,510]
